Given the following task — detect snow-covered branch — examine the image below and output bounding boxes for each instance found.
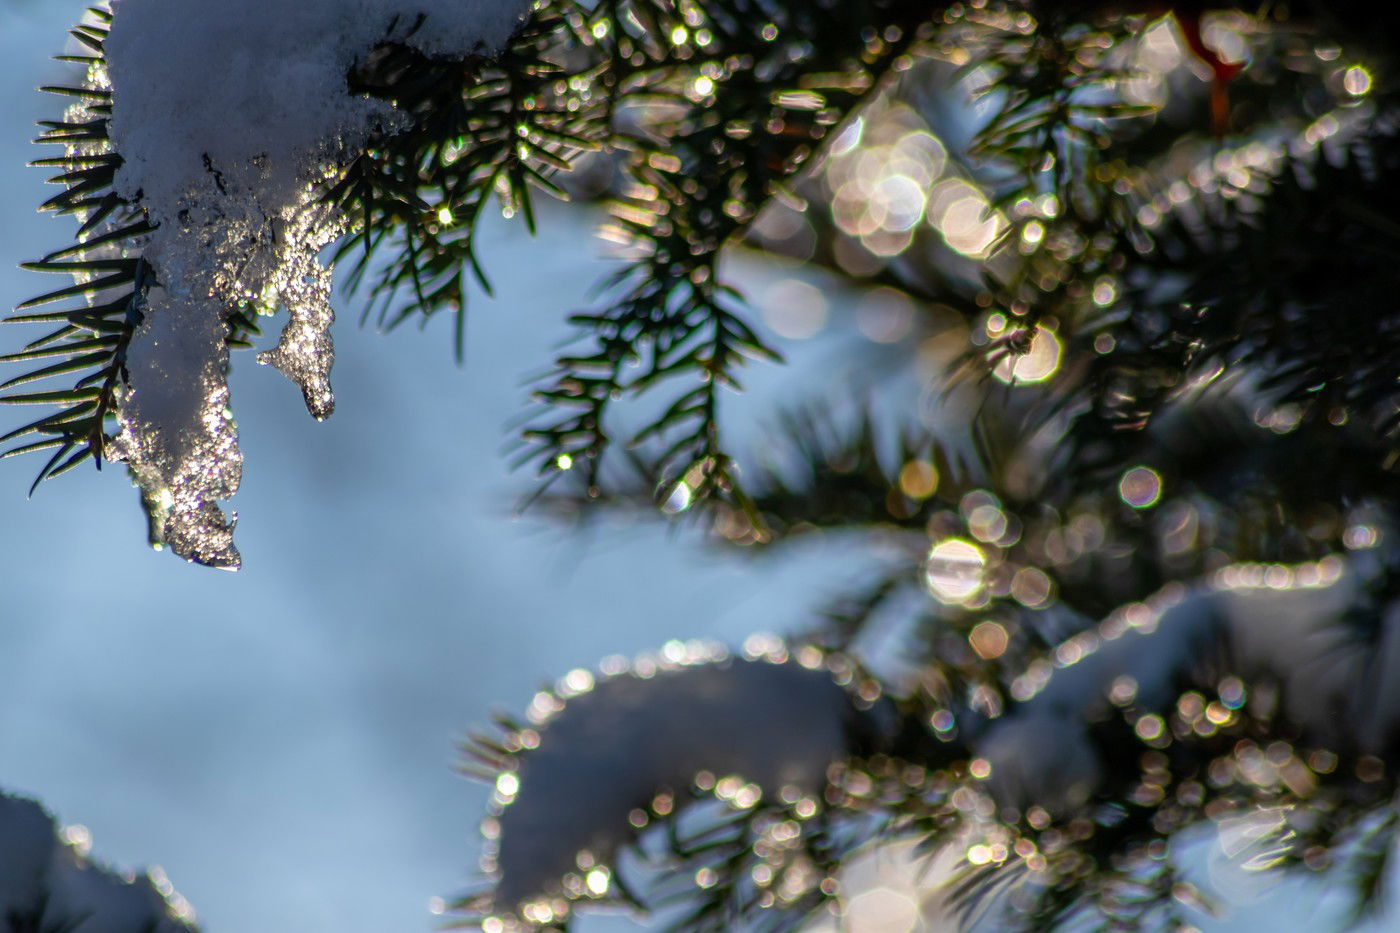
[462,558,1400,929]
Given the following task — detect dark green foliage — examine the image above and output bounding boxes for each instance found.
[319,0,951,511]
[2,8,262,491]
[508,0,935,505]
[1092,124,1400,439]
[1,10,139,488]
[331,6,595,347]
[9,0,934,516]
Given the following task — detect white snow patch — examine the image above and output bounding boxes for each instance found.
[488,658,867,913]
[971,563,1371,812]
[978,713,1103,815]
[105,0,527,222]
[99,0,529,565]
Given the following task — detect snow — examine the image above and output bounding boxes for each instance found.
[97,0,529,566]
[970,560,1363,814]
[466,561,1378,922]
[978,712,1103,814]
[0,793,196,931]
[0,794,56,914]
[1217,563,1393,751]
[482,650,889,920]
[104,0,527,220]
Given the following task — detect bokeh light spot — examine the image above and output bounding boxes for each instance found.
[1011,566,1053,608]
[993,328,1061,384]
[1119,466,1163,509]
[763,278,829,339]
[585,867,610,896]
[897,460,938,499]
[1344,65,1373,96]
[967,844,993,865]
[924,538,986,603]
[856,287,915,343]
[845,888,919,933]
[968,503,1007,543]
[969,621,1009,660]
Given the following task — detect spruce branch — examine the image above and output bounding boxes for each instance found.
[516,0,940,511]
[2,10,147,488]
[332,3,599,355]
[453,645,901,930]
[2,8,266,492]
[1084,114,1400,453]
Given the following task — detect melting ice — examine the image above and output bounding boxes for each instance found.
[98,0,529,566]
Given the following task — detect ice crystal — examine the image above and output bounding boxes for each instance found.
[107,167,346,569]
[97,0,529,566]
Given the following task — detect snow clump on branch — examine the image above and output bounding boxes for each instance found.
[101,0,528,568]
[0,792,197,931]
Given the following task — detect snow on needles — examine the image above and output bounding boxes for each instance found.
[481,653,887,920]
[100,0,528,567]
[105,0,528,221]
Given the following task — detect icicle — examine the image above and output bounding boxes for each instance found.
[107,164,348,567]
[110,282,242,571]
[255,201,345,421]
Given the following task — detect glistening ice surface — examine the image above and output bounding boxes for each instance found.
[99,0,528,566]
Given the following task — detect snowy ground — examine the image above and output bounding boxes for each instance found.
[0,5,1392,933]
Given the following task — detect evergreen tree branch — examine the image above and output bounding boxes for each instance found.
[515,0,940,510]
